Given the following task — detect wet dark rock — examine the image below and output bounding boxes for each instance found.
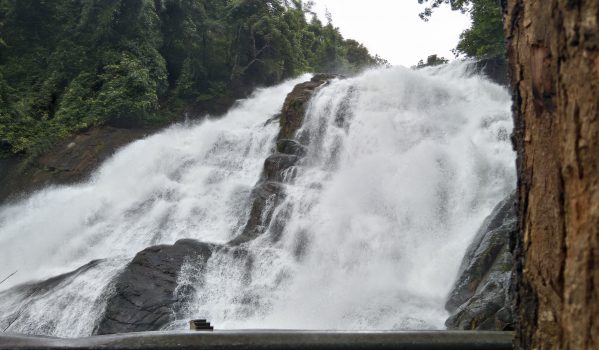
[263,113,281,127]
[445,193,517,331]
[276,139,306,157]
[94,239,214,335]
[230,74,338,245]
[473,56,509,86]
[0,260,103,305]
[268,203,294,243]
[229,182,285,246]
[277,74,338,141]
[292,229,310,261]
[262,154,300,183]
[0,260,105,334]
[333,86,357,131]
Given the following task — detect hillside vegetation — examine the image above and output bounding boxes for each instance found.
[0,0,381,157]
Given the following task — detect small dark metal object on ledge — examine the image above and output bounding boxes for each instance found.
[189,319,213,331]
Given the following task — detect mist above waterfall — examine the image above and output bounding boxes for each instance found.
[0,62,514,336]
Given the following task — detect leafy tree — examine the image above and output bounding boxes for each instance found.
[454,0,504,57]
[417,0,471,21]
[415,54,449,68]
[417,0,504,58]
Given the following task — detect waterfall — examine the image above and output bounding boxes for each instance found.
[0,75,309,336]
[0,62,514,337]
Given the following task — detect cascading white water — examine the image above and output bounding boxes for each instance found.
[0,62,514,337]
[171,62,515,330]
[0,75,309,336]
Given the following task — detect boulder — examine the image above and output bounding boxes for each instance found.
[94,239,214,335]
[445,193,517,330]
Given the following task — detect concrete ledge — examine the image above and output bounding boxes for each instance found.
[0,330,513,350]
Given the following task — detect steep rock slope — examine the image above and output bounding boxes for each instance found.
[445,193,516,330]
[0,261,104,332]
[230,74,336,245]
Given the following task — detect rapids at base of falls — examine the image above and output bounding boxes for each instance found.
[0,62,515,337]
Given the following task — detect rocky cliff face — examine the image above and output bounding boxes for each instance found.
[445,193,517,331]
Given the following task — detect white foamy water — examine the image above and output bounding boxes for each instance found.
[0,75,308,336]
[170,63,515,331]
[0,63,514,336]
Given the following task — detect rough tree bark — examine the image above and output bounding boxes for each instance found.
[503,0,599,349]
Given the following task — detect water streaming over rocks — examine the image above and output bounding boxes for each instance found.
[0,63,515,337]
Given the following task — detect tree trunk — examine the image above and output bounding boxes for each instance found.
[503,0,599,349]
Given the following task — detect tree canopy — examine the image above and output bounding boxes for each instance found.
[418,0,504,58]
[417,0,471,21]
[0,0,381,157]
[415,54,449,68]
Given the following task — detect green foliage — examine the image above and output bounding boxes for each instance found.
[95,54,161,127]
[415,54,449,68]
[0,0,380,156]
[417,0,471,21]
[57,54,161,129]
[454,0,504,57]
[417,0,504,58]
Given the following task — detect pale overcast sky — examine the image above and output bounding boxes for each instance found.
[310,0,471,67]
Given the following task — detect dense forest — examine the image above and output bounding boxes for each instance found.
[0,0,382,158]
